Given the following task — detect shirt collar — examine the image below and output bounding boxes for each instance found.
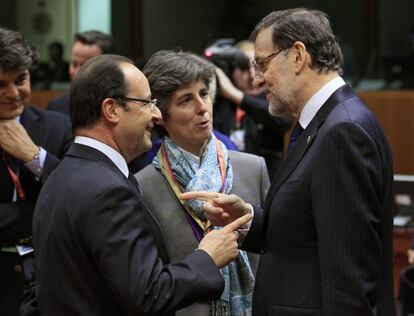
[74,136,129,178]
[299,76,345,129]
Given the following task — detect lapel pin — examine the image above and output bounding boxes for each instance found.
[307,135,311,144]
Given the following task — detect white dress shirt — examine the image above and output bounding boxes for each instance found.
[74,136,129,178]
[298,76,346,129]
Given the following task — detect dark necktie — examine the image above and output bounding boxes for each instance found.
[287,123,304,153]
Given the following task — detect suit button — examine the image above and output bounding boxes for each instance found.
[14,264,22,273]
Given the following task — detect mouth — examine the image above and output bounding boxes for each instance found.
[3,100,23,107]
[196,120,210,128]
[146,123,154,132]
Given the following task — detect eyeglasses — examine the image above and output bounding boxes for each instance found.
[252,48,286,76]
[115,96,157,111]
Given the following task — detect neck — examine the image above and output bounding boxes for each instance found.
[76,125,120,153]
[295,71,340,118]
[172,138,210,158]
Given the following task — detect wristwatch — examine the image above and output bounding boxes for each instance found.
[25,147,42,177]
[32,147,40,161]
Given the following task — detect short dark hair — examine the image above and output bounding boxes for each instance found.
[74,30,115,54]
[251,8,343,75]
[0,27,39,72]
[69,54,132,131]
[143,50,214,137]
[49,41,64,55]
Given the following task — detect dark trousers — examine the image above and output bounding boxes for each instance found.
[399,266,414,316]
[0,252,34,316]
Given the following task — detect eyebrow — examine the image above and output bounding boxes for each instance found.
[0,71,27,85]
[17,72,28,80]
[177,93,192,101]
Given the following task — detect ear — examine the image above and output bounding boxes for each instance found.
[101,98,121,124]
[291,41,308,75]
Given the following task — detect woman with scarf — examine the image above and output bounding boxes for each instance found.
[135,50,269,316]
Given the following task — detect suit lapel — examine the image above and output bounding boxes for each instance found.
[0,148,14,200]
[264,84,356,211]
[21,107,43,146]
[11,107,44,200]
[68,143,170,261]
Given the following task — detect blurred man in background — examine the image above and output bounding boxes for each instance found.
[47,30,115,115]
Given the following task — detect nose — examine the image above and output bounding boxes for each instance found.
[249,64,255,79]
[5,83,19,99]
[253,74,265,90]
[195,96,209,114]
[69,65,79,80]
[151,106,162,123]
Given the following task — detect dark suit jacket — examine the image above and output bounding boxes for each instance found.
[0,106,72,316]
[243,85,395,315]
[47,95,70,116]
[33,143,224,316]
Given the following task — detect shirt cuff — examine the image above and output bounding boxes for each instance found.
[237,203,254,236]
[24,147,46,178]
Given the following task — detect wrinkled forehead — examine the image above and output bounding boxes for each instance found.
[71,42,102,61]
[121,63,151,98]
[253,27,276,60]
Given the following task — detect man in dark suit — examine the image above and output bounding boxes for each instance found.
[33,54,251,315]
[47,30,115,115]
[182,8,395,315]
[0,27,73,316]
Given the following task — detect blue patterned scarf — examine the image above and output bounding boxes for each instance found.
[153,135,254,315]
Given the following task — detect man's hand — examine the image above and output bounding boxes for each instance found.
[408,249,414,265]
[198,213,252,268]
[0,119,39,162]
[180,191,251,227]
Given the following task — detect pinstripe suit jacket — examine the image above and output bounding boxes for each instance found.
[243,85,395,316]
[136,150,269,316]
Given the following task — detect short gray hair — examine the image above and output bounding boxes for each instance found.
[251,8,343,75]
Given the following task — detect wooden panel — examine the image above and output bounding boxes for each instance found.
[358,90,414,175]
[29,89,66,111]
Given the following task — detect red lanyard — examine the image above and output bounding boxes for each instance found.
[2,151,26,200]
[215,140,227,193]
